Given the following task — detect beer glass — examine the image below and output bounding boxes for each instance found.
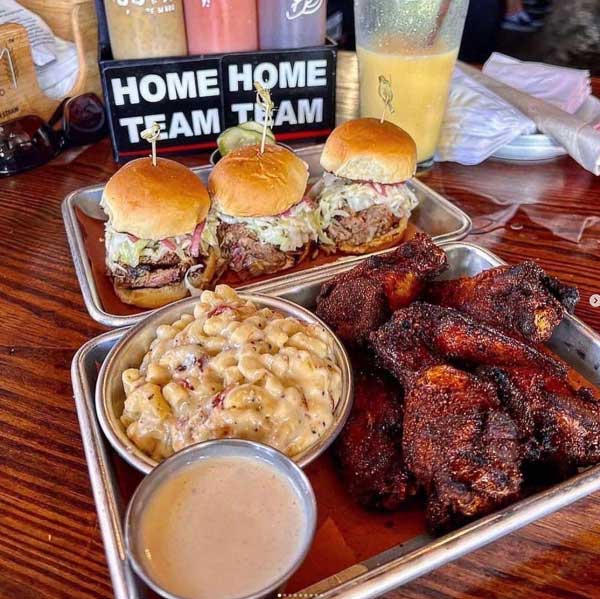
[355,0,469,167]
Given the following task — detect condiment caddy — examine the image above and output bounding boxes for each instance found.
[94,0,337,161]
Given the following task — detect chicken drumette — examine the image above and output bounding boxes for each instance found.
[425,262,579,343]
[402,365,524,534]
[335,367,416,510]
[315,234,447,346]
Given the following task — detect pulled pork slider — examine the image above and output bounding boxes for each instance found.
[314,118,419,254]
[102,157,216,308]
[206,144,317,279]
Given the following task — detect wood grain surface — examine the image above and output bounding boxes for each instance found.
[0,81,599,599]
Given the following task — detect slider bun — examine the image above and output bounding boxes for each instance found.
[114,281,189,309]
[320,118,417,183]
[103,157,210,239]
[337,216,409,254]
[208,144,309,217]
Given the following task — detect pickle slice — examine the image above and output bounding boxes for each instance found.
[217,128,261,157]
[216,122,277,157]
[239,121,275,142]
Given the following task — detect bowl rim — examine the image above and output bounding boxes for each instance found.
[124,438,318,599]
[95,290,354,474]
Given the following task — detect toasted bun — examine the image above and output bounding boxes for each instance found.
[103,157,210,239]
[113,250,222,309]
[321,118,416,183]
[208,144,309,217]
[114,281,189,309]
[337,216,409,254]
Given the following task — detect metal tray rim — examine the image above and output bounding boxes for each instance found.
[62,145,472,328]
[72,330,140,599]
[70,241,600,599]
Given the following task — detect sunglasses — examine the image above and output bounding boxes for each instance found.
[0,93,107,177]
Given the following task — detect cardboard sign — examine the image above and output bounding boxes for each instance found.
[101,47,336,161]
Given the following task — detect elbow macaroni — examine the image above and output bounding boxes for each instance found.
[121,285,343,461]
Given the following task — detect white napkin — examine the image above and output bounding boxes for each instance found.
[483,53,591,115]
[435,67,535,165]
[436,57,600,172]
[36,35,79,99]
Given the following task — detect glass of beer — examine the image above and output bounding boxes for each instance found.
[354,0,468,168]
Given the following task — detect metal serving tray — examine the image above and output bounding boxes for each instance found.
[71,242,600,599]
[62,143,471,328]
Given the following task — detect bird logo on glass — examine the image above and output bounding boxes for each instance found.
[286,0,323,20]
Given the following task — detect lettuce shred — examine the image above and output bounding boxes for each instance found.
[312,173,419,244]
[105,227,192,268]
[205,199,320,252]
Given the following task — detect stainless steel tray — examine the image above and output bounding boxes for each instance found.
[71,242,600,599]
[62,143,471,328]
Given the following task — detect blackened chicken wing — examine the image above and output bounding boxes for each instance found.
[426,262,579,343]
[402,365,524,533]
[316,234,447,346]
[335,368,416,510]
[482,366,600,468]
[370,303,564,384]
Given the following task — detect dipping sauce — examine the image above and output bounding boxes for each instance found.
[136,455,308,599]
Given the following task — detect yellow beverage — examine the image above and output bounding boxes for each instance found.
[357,43,458,163]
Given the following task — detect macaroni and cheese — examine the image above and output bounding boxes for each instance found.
[121,285,343,461]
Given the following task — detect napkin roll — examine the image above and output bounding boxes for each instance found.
[458,62,600,176]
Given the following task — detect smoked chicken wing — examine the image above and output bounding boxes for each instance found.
[402,365,524,534]
[316,234,447,346]
[426,262,579,343]
[481,366,600,468]
[370,303,564,384]
[335,367,416,510]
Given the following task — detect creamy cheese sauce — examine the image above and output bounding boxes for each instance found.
[138,456,307,599]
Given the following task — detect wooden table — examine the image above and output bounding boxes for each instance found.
[1,86,600,599]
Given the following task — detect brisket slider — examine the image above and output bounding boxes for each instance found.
[206,144,317,279]
[101,157,216,308]
[314,118,419,254]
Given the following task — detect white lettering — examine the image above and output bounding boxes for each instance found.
[306,59,327,86]
[254,62,278,88]
[139,74,167,103]
[111,76,139,106]
[297,98,323,124]
[197,69,220,97]
[119,116,144,142]
[230,102,255,123]
[192,108,221,135]
[228,63,253,92]
[274,100,297,126]
[143,114,167,139]
[168,112,193,138]
[279,61,306,89]
[166,72,197,100]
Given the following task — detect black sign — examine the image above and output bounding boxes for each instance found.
[100,46,336,162]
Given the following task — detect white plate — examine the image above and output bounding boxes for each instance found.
[492,132,568,161]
